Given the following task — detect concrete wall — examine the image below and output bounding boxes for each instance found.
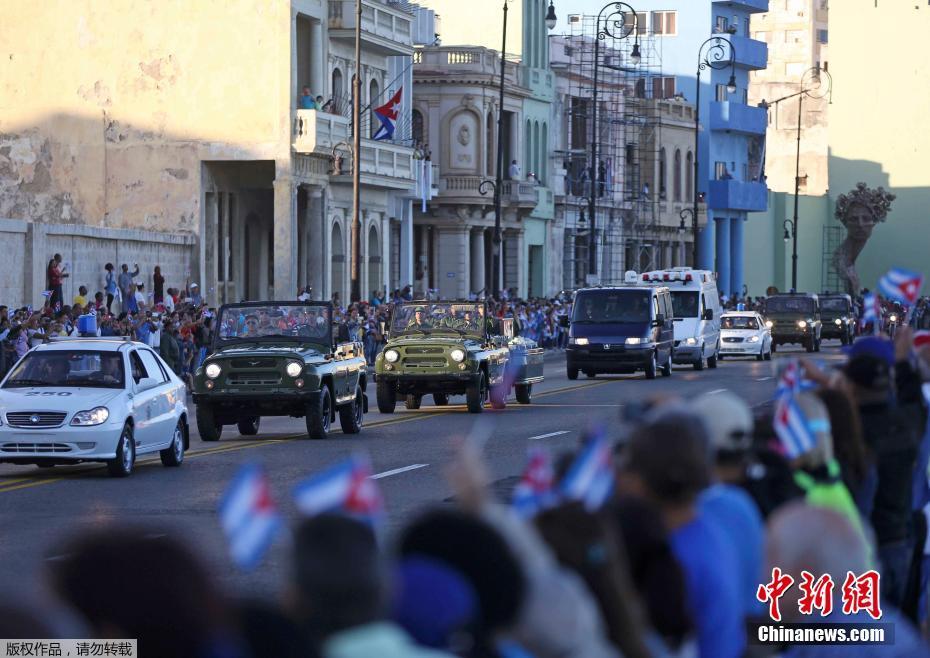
[828,1,930,294]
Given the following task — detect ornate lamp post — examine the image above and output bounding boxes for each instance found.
[691,36,737,268]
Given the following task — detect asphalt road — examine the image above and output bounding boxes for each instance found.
[0,342,848,600]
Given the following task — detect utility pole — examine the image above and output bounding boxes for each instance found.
[491,0,508,299]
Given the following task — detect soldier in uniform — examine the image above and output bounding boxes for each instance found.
[406,306,432,330]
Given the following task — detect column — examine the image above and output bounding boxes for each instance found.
[436,226,469,299]
[715,217,731,298]
[204,191,219,306]
[697,215,714,271]
[381,213,390,294]
[730,216,744,299]
[470,229,485,296]
[503,229,524,296]
[360,211,369,300]
[400,203,414,289]
[272,173,297,300]
[311,21,324,96]
[563,230,574,289]
[308,188,325,299]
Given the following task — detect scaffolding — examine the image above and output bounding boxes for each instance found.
[558,11,663,287]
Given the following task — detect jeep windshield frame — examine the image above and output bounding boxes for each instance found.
[389,301,487,340]
[763,296,818,315]
[213,302,333,350]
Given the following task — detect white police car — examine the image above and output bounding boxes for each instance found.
[719,311,772,361]
[0,338,188,477]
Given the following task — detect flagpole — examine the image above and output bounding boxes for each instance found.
[350,0,363,303]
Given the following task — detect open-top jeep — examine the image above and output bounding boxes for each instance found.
[192,301,367,440]
[375,301,543,413]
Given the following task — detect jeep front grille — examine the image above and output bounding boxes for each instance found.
[402,357,448,368]
[230,358,277,369]
[227,372,282,385]
[404,347,444,355]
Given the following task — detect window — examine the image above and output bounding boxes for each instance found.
[715,15,729,33]
[652,11,677,35]
[715,161,729,180]
[129,352,146,384]
[652,76,675,99]
[716,84,730,102]
[685,151,693,199]
[658,148,667,198]
[138,349,168,383]
[673,149,682,202]
[817,29,828,44]
[624,12,648,35]
[412,109,424,145]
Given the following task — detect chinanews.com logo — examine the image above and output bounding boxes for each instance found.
[752,568,895,646]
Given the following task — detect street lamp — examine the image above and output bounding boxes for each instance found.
[760,66,833,291]
[489,0,556,298]
[350,0,363,302]
[587,2,640,283]
[691,36,737,269]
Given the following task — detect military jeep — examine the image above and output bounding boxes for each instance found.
[762,293,822,353]
[192,301,368,441]
[375,301,541,413]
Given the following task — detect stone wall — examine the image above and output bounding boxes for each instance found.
[0,218,195,309]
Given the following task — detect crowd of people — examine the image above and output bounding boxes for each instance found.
[4,325,930,657]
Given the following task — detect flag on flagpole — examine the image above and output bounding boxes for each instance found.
[560,430,614,511]
[372,88,403,141]
[513,448,556,517]
[879,267,924,306]
[293,454,384,523]
[218,463,282,570]
[773,395,817,459]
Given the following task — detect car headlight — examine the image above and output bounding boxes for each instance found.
[834,318,842,325]
[205,363,222,379]
[625,337,643,345]
[749,335,760,342]
[571,337,589,346]
[797,320,807,329]
[70,407,110,427]
[765,320,773,329]
[286,361,303,378]
[450,349,466,363]
[384,349,399,363]
[684,337,698,346]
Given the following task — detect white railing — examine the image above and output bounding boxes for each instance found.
[293,110,350,154]
[359,138,414,181]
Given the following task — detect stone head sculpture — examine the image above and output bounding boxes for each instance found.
[832,183,895,295]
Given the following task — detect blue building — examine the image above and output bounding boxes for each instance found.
[631,0,769,297]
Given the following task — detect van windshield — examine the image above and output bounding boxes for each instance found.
[572,290,651,324]
[670,291,699,318]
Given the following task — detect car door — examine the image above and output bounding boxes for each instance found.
[660,292,675,360]
[332,343,351,403]
[136,348,175,448]
[126,350,158,450]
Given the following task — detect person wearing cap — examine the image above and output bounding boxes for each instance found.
[188,283,203,307]
[690,392,766,619]
[133,281,147,312]
[406,306,432,331]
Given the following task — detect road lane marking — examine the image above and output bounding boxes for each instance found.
[0,378,617,495]
[707,388,729,395]
[371,464,428,479]
[756,377,773,381]
[528,430,570,440]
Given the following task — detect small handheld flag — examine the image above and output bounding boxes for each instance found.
[293,454,384,523]
[879,267,923,306]
[861,293,881,334]
[560,429,614,511]
[218,464,281,570]
[372,88,403,141]
[41,290,53,299]
[773,396,818,459]
[776,359,801,398]
[513,448,556,517]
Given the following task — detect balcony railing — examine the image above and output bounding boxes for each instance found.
[328,0,413,54]
[414,47,526,87]
[708,101,767,136]
[438,176,538,208]
[726,35,768,70]
[293,110,350,154]
[707,179,768,212]
[357,138,415,186]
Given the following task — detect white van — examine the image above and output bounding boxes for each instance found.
[641,268,722,370]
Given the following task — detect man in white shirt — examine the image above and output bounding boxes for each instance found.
[508,160,521,180]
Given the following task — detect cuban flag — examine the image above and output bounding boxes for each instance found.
[513,448,556,517]
[773,395,817,459]
[293,454,384,523]
[879,267,924,306]
[560,430,614,511]
[41,290,53,299]
[776,359,801,398]
[862,292,881,331]
[372,88,403,141]
[218,464,282,570]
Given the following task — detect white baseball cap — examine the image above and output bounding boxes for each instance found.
[190,283,199,288]
[690,391,754,453]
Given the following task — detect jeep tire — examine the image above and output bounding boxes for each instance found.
[237,417,261,436]
[196,404,222,442]
[377,379,396,414]
[339,386,364,434]
[405,394,422,410]
[306,386,332,440]
[466,372,486,414]
[515,384,532,404]
[432,393,449,406]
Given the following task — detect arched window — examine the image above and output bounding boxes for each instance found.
[673,149,682,202]
[541,123,548,181]
[686,151,694,200]
[367,224,381,296]
[331,68,344,106]
[412,109,424,146]
[523,119,531,180]
[658,148,667,199]
[486,111,494,176]
[533,120,541,179]
[330,221,345,303]
[369,79,381,138]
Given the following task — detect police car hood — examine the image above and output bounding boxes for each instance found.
[0,386,123,412]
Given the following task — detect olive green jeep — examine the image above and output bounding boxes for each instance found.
[192,301,367,440]
[374,301,544,413]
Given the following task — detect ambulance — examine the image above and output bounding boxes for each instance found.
[641,268,722,370]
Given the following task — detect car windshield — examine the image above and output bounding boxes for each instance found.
[572,290,651,324]
[722,316,760,330]
[670,291,699,318]
[215,303,332,345]
[390,302,485,337]
[764,297,817,314]
[821,298,849,312]
[3,350,125,389]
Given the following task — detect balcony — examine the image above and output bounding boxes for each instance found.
[712,0,768,13]
[293,110,350,155]
[438,176,539,209]
[708,101,767,136]
[707,179,768,212]
[356,139,415,189]
[405,160,439,202]
[328,0,413,56]
[726,35,768,71]
[414,47,526,88]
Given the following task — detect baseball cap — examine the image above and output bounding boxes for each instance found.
[843,336,894,365]
[689,391,754,453]
[190,283,199,289]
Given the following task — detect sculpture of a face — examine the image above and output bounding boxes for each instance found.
[844,202,877,241]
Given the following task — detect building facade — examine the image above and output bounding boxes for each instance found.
[632,0,770,298]
[749,0,829,195]
[0,0,428,308]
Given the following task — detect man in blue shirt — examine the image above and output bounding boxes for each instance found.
[621,405,746,658]
[299,86,316,110]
